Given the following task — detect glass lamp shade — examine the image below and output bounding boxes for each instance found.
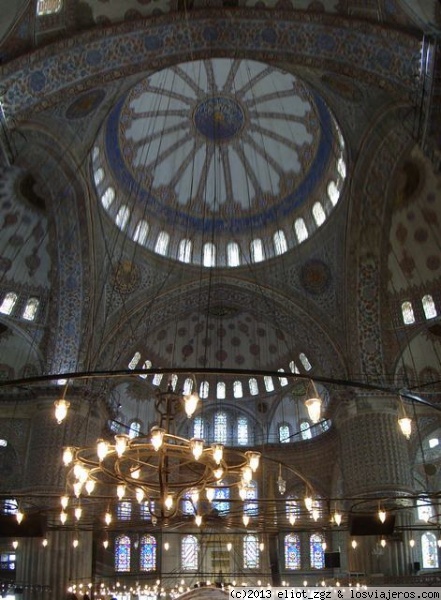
[277,476,286,495]
[115,434,129,457]
[206,487,215,502]
[242,515,250,527]
[246,451,261,472]
[241,465,252,484]
[212,444,224,465]
[398,416,412,439]
[333,512,342,526]
[54,399,70,424]
[190,438,204,460]
[151,427,165,451]
[62,447,74,466]
[96,439,109,461]
[378,509,386,523]
[304,496,313,512]
[195,515,202,527]
[164,494,173,510]
[305,397,322,423]
[183,392,199,418]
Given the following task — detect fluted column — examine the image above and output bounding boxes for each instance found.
[334,393,414,577]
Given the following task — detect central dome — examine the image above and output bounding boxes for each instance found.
[92,58,346,267]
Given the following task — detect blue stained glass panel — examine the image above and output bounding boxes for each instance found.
[310,533,324,569]
[285,534,301,569]
[140,534,157,571]
[115,535,131,572]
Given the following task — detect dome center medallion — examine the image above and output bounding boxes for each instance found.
[194,96,244,141]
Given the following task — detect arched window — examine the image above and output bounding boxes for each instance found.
[279,423,291,443]
[155,231,170,256]
[169,374,178,391]
[116,205,130,230]
[129,420,142,438]
[92,147,100,162]
[214,412,227,443]
[310,533,325,568]
[286,496,300,522]
[37,0,62,15]
[401,301,415,325]
[213,487,230,514]
[93,167,104,186]
[422,295,437,319]
[244,481,258,516]
[422,532,439,569]
[200,381,209,399]
[249,378,259,396]
[312,202,326,226]
[139,359,152,379]
[417,496,433,523]
[140,534,157,572]
[117,501,132,520]
[273,230,288,255]
[278,369,288,386]
[203,242,216,267]
[289,361,300,374]
[264,376,274,392]
[300,421,312,440]
[181,535,199,571]
[179,239,192,263]
[133,220,149,245]
[337,157,346,179]
[217,382,226,399]
[128,352,141,370]
[294,218,308,243]
[243,534,259,569]
[327,181,340,205]
[193,416,204,440]
[152,373,163,386]
[227,242,240,267]
[233,381,243,398]
[183,377,194,395]
[285,533,301,569]
[299,352,312,371]
[115,535,131,572]
[101,187,115,209]
[0,292,18,315]
[22,298,39,321]
[237,416,249,445]
[250,239,265,263]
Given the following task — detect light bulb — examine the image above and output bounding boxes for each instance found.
[103,540,109,549]
[136,488,145,503]
[305,396,322,423]
[195,515,202,527]
[227,542,232,551]
[239,486,247,501]
[304,496,313,512]
[333,511,342,526]
[206,487,215,502]
[131,467,141,480]
[214,467,224,480]
[164,542,170,550]
[259,542,264,551]
[60,511,67,524]
[12,540,18,550]
[16,511,24,524]
[351,540,357,549]
[241,465,252,484]
[73,482,83,498]
[164,494,173,510]
[288,515,296,526]
[104,511,112,525]
[242,515,250,527]
[117,484,126,500]
[75,507,82,520]
[54,398,70,424]
[409,539,415,548]
[183,392,199,418]
[191,489,199,504]
[380,539,386,548]
[398,416,412,439]
[42,539,48,547]
[85,479,95,495]
[73,539,79,548]
[378,509,386,523]
[312,508,320,521]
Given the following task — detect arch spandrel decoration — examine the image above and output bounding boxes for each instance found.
[2,13,420,119]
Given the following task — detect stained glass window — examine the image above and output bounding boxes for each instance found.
[181,535,199,571]
[133,220,149,245]
[179,239,192,263]
[140,500,155,520]
[128,352,141,370]
[328,181,340,205]
[422,532,439,568]
[193,416,204,439]
[129,420,141,438]
[285,533,301,570]
[310,533,325,569]
[417,496,433,522]
[401,301,415,325]
[299,353,312,371]
[183,378,194,394]
[422,295,437,319]
[337,158,346,178]
[264,376,274,392]
[140,534,157,572]
[115,535,131,572]
[243,534,259,569]
[94,167,104,186]
[227,242,240,267]
[279,423,290,443]
[200,381,209,399]
[274,230,287,255]
[237,416,249,445]
[289,361,300,374]
[214,412,227,443]
[152,373,163,386]
[139,360,152,379]
[300,421,312,440]
[244,481,258,516]
[117,501,132,520]
[249,378,259,396]
[213,487,230,514]
[278,369,288,386]
[217,382,226,399]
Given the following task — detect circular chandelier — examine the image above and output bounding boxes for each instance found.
[60,381,261,526]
